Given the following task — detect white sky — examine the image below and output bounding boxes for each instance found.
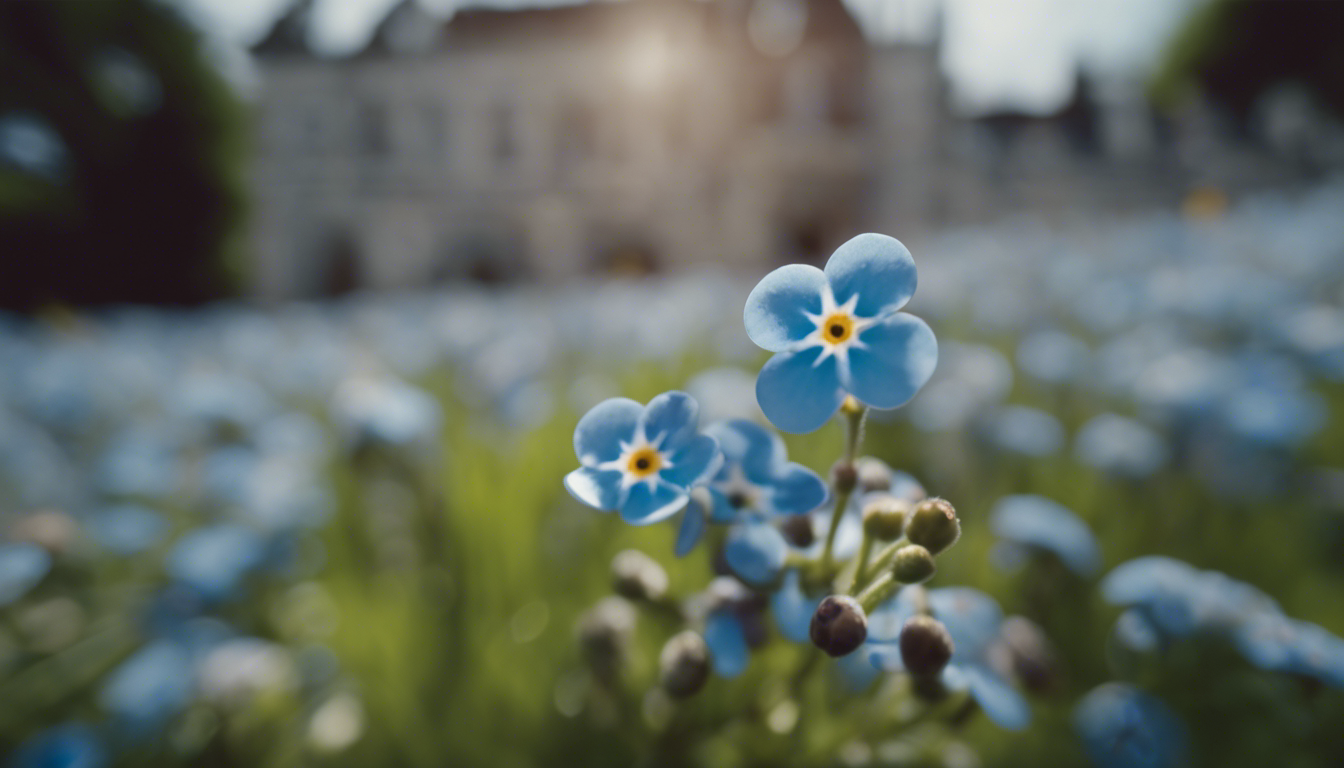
[169,0,1202,115]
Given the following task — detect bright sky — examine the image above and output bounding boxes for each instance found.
[169,0,1202,115]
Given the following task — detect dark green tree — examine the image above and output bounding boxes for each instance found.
[0,0,247,310]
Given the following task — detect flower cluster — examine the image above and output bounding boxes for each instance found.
[563,234,1047,744]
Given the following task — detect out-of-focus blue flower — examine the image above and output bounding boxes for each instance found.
[723,522,789,587]
[1016,329,1091,385]
[9,722,106,768]
[332,376,442,454]
[95,425,181,499]
[702,420,828,522]
[0,542,51,606]
[88,504,167,555]
[867,587,1031,730]
[772,570,820,644]
[100,640,196,734]
[1100,556,1344,685]
[676,419,827,560]
[1233,614,1344,688]
[1073,683,1186,768]
[565,392,722,525]
[166,525,265,601]
[978,405,1065,457]
[989,495,1099,576]
[743,233,938,433]
[1075,414,1168,478]
[704,609,749,678]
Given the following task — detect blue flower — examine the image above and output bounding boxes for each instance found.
[88,504,167,556]
[674,419,828,563]
[10,722,107,768]
[743,234,938,433]
[165,525,266,602]
[867,587,1031,730]
[977,405,1065,457]
[565,392,723,525]
[1073,683,1187,768]
[0,542,51,607]
[1074,414,1169,478]
[989,495,1100,576]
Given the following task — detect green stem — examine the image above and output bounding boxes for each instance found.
[818,401,866,575]
[857,570,898,613]
[865,535,910,578]
[849,533,875,595]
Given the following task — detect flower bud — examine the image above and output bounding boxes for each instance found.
[904,498,960,555]
[899,615,954,678]
[611,549,668,602]
[831,461,858,495]
[861,495,909,541]
[855,457,893,493]
[576,597,636,677]
[780,515,815,548]
[659,630,711,698]
[809,595,867,657]
[891,544,936,584]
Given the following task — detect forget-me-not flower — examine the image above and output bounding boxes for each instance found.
[743,233,938,433]
[565,391,722,525]
[675,419,828,572]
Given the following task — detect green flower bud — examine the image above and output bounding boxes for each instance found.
[891,544,936,584]
[900,615,954,678]
[861,494,909,541]
[855,456,893,493]
[831,461,858,495]
[659,630,711,698]
[810,595,868,657]
[904,498,960,555]
[611,549,668,602]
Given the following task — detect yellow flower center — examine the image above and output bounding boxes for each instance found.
[821,313,854,344]
[627,447,662,477]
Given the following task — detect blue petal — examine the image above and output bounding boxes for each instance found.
[640,391,700,452]
[662,434,722,488]
[868,642,905,672]
[929,588,1004,663]
[707,487,738,524]
[744,264,828,351]
[772,570,819,643]
[705,611,749,678]
[675,501,708,557]
[844,313,938,410]
[823,233,918,318]
[706,419,784,483]
[620,481,688,526]
[962,664,1031,731]
[0,543,52,607]
[767,462,828,515]
[724,521,787,586]
[573,398,641,466]
[564,467,622,511]
[756,346,845,434]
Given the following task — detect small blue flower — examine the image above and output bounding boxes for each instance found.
[978,405,1065,457]
[675,419,828,561]
[1074,414,1168,478]
[565,392,723,525]
[165,525,265,602]
[10,722,107,768]
[1073,683,1187,768]
[723,522,789,587]
[0,542,51,607]
[100,640,196,735]
[989,495,1100,576]
[88,504,167,556]
[867,587,1031,730]
[744,234,938,433]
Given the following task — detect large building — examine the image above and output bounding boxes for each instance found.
[244,0,1303,299]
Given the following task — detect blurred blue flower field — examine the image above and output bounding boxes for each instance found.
[3,182,1344,767]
